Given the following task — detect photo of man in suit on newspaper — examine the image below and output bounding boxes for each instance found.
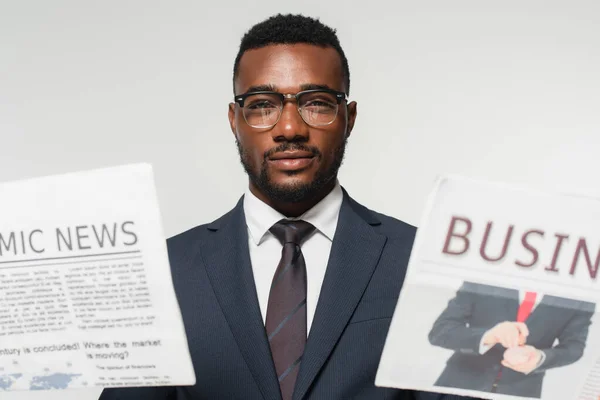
[428,281,595,398]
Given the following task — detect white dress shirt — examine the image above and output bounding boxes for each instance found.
[243,181,343,335]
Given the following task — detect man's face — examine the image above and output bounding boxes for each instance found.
[229,44,357,203]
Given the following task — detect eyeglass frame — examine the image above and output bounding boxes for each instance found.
[233,88,348,128]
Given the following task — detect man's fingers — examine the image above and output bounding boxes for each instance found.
[499,334,511,348]
[493,322,530,348]
[515,322,529,337]
[508,325,520,348]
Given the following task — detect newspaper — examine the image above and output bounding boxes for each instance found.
[376,175,600,400]
[0,164,195,392]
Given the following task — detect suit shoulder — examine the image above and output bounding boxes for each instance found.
[166,206,237,260]
[348,196,416,240]
[164,223,208,267]
[168,222,208,245]
[552,295,597,314]
[374,210,416,237]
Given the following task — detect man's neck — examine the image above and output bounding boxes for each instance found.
[249,180,337,218]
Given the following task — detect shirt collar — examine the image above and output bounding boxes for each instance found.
[243,181,343,246]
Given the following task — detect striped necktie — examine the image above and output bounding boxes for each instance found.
[265,219,315,400]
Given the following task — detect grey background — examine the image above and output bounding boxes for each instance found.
[1,1,599,399]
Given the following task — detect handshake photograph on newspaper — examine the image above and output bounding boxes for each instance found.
[427,280,594,398]
[376,176,600,400]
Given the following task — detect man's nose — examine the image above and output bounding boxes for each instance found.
[272,102,309,141]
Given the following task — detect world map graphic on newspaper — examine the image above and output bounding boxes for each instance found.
[0,364,83,391]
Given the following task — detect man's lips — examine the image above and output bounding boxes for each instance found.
[268,150,315,160]
[267,151,315,170]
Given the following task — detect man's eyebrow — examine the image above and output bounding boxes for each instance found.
[241,83,337,95]
[244,84,276,93]
[299,83,334,91]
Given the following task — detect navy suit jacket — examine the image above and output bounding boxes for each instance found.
[100,189,474,400]
[428,281,595,398]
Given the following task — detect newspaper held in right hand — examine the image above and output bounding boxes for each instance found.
[375,175,600,400]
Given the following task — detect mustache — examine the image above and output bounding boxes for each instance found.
[263,143,322,159]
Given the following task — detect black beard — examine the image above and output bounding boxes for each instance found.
[236,138,348,203]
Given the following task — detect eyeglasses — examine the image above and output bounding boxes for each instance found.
[234,89,347,129]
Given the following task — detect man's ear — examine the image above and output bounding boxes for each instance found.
[345,101,357,138]
[228,103,237,136]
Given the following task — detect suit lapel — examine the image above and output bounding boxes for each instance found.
[293,193,387,400]
[201,198,281,400]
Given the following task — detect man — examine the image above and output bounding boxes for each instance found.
[428,281,595,398]
[100,14,473,400]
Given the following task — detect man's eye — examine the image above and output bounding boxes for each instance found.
[304,100,336,109]
[247,101,278,109]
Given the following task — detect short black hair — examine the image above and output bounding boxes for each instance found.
[233,13,350,95]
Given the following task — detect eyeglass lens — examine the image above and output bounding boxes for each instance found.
[243,91,339,128]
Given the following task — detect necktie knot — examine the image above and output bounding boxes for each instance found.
[270,219,316,246]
